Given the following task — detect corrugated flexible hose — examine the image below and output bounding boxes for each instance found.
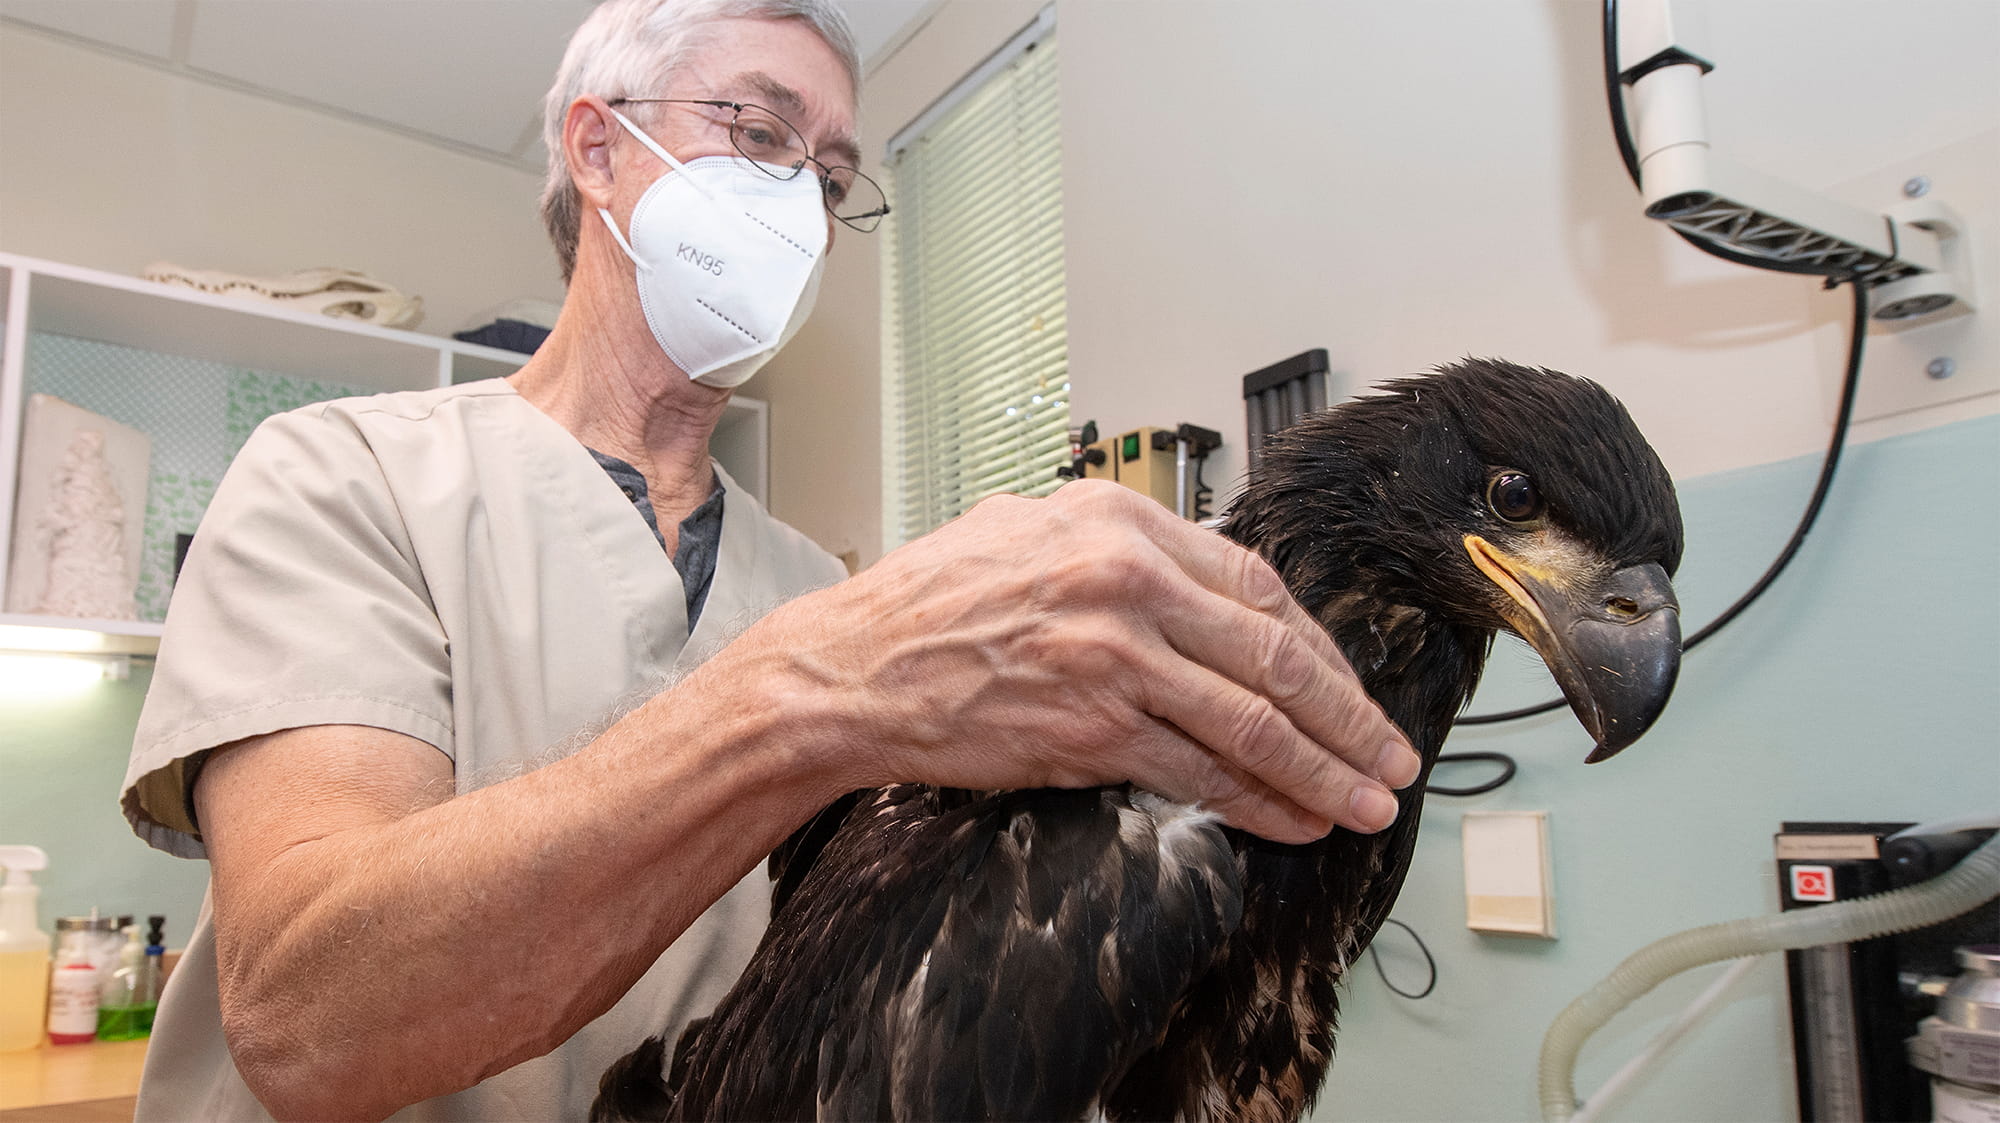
[1538,829,2000,1122]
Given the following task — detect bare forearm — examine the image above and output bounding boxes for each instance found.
[205,655,847,1120]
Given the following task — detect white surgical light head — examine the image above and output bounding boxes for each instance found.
[1615,0,1977,324]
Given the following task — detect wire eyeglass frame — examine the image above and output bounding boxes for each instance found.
[608,97,890,232]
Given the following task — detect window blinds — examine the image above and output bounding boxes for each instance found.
[881,21,1068,546]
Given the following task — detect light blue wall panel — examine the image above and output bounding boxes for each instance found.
[22,333,368,620]
[0,663,208,942]
[1319,412,1999,1121]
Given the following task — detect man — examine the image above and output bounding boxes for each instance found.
[120,1,1417,1118]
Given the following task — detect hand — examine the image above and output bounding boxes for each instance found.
[750,481,1418,843]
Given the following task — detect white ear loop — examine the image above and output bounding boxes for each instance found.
[596,105,722,270]
[608,107,699,182]
[595,208,646,270]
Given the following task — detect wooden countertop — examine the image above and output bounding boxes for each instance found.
[0,1038,146,1118]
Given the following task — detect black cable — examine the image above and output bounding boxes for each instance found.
[1453,699,1562,726]
[1369,918,1438,1000]
[1426,751,1518,796]
[1455,0,1873,729]
[1602,0,1643,188]
[1685,279,1866,646]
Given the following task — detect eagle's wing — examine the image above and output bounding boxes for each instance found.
[766,786,994,917]
[654,784,1244,1121]
[766,788,863,917]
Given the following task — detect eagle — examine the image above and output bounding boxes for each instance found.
[593,358,1685,1122]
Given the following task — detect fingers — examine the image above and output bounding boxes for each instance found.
[1140,499,1349,670]
[1163,576,1417,787]
[1133,631,1404,840]
[1114,717,1335,845]
[1048,482,1418,838]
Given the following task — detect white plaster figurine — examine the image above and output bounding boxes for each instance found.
[35,428,138,620]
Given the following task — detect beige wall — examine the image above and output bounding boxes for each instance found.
[795,0,1996,568]
[6,4,1993,559]
[1054,0,1998,497]
[0,25,563,340]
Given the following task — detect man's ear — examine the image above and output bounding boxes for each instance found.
[564,95,622,211]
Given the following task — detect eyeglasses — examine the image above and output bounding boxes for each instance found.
[608,98,891,233]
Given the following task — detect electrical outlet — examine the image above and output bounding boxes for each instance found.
[1461,810,1556,939]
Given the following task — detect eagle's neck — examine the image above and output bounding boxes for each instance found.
[1149,527,1493,1122]
[1313,586,1490,760]
[1218,463,1493,752]
[1268,573,1494,894]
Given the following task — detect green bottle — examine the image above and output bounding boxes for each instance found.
[95,917,161,1041]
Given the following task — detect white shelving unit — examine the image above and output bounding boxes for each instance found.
[0,252,769,656]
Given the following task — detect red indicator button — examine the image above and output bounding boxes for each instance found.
[1790,864,1835,903]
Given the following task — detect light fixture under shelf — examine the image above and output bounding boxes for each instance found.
[0,615,162,657]
[0,650,130,693]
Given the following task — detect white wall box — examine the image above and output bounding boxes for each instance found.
[0,252,769,655]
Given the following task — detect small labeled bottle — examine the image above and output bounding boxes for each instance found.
[71,913,118,982]
[48,919,100,1045]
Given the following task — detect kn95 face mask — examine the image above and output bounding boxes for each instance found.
[597,107,827,389]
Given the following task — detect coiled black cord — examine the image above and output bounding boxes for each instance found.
[1369,918,1439,1000]
[1425,751,1519,797]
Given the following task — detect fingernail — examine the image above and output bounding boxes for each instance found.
[1376,739,1420,789]
[1351,785,1399,832]
[1293,811,1333,843]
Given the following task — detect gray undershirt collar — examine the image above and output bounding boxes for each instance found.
[588,449,725,629]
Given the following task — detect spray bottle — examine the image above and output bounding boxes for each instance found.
[0,846,50,1053]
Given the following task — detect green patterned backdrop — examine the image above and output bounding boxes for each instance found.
[22,333,370,621]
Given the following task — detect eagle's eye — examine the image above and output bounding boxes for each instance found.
[1487,471,1543,523]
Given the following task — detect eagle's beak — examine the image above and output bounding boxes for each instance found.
[1463,536,1681,761]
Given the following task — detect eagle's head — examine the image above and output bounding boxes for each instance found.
[1225,358,1685,760]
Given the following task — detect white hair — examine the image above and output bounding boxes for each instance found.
[538,0,861,282]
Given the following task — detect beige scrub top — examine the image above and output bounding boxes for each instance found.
[119,379,846,1121]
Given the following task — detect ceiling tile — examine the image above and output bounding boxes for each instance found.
[841,0,933,64]
[7,0,934,167]
[184,0,594,156]
[0,0,178,60]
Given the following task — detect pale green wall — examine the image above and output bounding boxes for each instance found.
[0,662,210,941]
[1320,412,2000,1121]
